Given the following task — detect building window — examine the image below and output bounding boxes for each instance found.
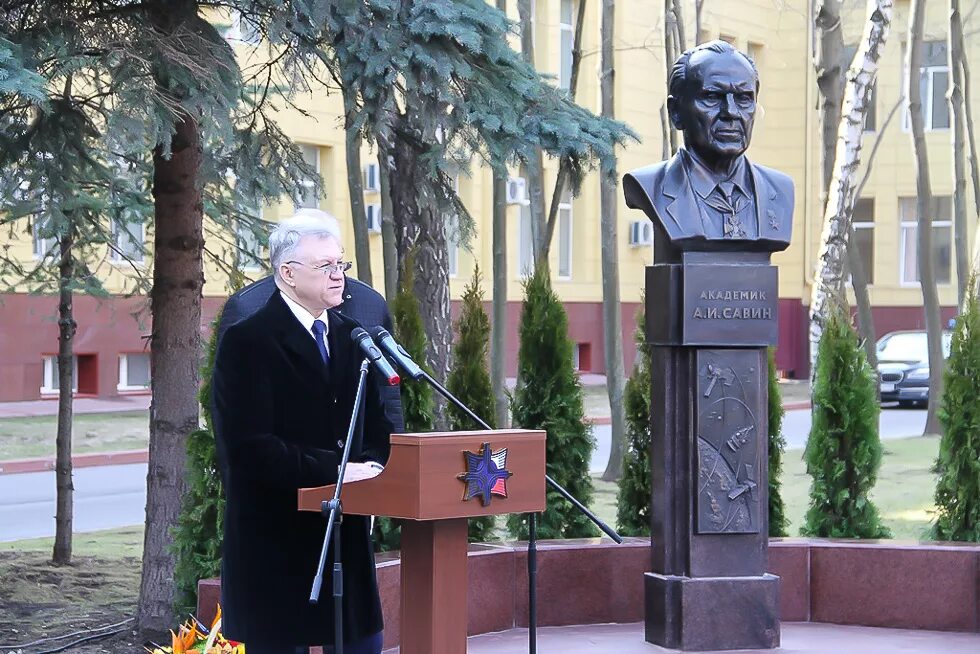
[843,44,877,131]
[559,0,575,90]
[32,215,55,259]
[519,200,535,277]
[296,144,321,210]
[904,40,950,131]
[845,198,875,284]
[719,34,737,46]
[899,196,953,285]
[110,211,145,263]
[558,189,572,279]
[446,213,459,278]
[236,208,264,272]
[746,42,762,66]
[118,353,151,391]
[41,355,77,395]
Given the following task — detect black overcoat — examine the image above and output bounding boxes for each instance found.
[212,290,393,648]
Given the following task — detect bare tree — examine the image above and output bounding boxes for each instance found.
[663,0,679,155]
[809,0,893,376]
[814,0,881,365]
[950,0,972,306]
[540,0,589,261]
[850,95,905,367]
[907,0,946,436]
[599,0,627,480]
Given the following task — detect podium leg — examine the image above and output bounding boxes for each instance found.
[400,518,468,654]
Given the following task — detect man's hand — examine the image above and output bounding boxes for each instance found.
[342,462,384,483]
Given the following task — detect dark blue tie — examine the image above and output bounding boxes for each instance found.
[311,319,330,366]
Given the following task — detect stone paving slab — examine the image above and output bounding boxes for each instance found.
[391,622,980,654]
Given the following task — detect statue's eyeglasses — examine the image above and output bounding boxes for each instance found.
[286,260,352,275]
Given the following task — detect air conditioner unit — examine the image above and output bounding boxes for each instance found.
[506,177,527,204]
[629,221,653,246]
[363,163,380,192]
[365,204,382,233]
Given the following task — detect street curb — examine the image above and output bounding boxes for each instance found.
[0,449,149,475]
[0,400,811,475]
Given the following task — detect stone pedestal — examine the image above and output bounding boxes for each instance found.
[644,252,781,650]
[645,573,780,650]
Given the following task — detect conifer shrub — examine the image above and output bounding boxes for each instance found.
[374,253,435,551]
[768,348,789,537]
[931,282,980,542]
[801,305,890,538]
[616,304,651,536]
[507,264,597,539]
[446,265,497,542]
[172,310,225,614]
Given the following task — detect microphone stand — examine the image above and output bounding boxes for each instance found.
[310,358,371,654]
[417,370,622,654]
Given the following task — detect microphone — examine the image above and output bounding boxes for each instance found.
[351,328,400,386]
[368,327,425,381]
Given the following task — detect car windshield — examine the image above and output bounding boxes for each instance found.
[877,332,952,362]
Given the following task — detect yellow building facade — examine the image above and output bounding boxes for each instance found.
[0,0,968,400]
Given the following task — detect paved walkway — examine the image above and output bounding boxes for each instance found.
[425,622,980,654]
[0,394,150,418]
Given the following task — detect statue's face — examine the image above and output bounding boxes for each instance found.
[670,50,758,164]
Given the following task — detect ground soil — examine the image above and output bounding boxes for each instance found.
[0,552,142,654]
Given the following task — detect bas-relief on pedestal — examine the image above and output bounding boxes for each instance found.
[623,39,794,651]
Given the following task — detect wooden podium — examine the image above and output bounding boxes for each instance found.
[298,429,546,654]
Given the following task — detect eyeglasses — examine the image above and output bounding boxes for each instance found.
[286,260,352,275]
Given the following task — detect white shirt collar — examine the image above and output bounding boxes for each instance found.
[280,291,329,344]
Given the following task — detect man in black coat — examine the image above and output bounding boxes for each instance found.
[218,216,403,434]
[213,213,394,654]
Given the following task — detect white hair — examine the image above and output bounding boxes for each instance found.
[269,209,343,279]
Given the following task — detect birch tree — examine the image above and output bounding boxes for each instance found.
[809,0,893,377]
[907,0,946,436]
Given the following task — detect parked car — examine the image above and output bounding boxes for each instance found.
[875,330,952,407]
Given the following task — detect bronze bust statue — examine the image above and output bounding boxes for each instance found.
[623,40,793,257]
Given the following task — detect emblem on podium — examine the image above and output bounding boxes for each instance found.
[458,441,513,506]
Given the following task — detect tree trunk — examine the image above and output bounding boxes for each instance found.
[541,0,588,261]
[52,229,76,566]
[490,0,509,429]
[137,13,205,628]
[378,120,398,299]
[671,0,686,51]
[808,0,893,378]
[847,224,878,368]
[850,95,904,370]
[389,130,452,412]
[695,0,705,44]
[517,0,548,264]
[815,0,846,195]
[907,0,945,436]
[949,0,969,307]
[664,0,678,155]
[343,88,372,285]
[491,170,509,428]
[599,0,626,481]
